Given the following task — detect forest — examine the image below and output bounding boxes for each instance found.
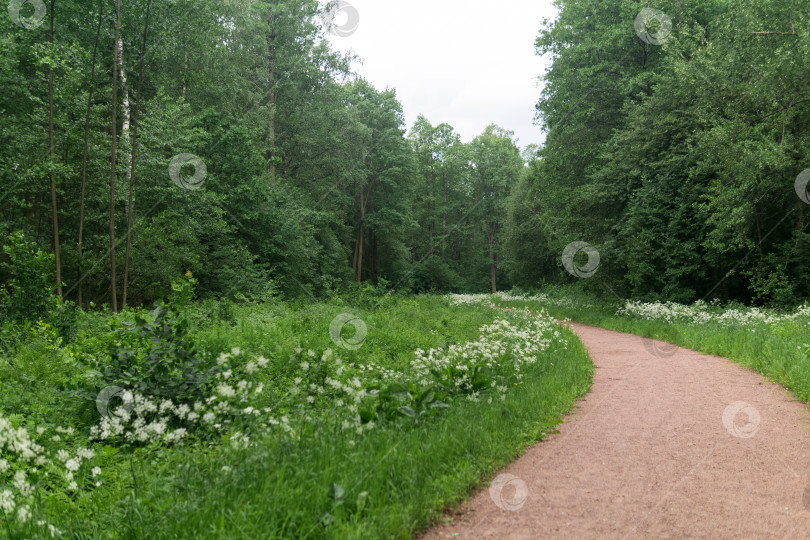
[1,0,527,309]
[1,0,808,308]
[1,0,810,538]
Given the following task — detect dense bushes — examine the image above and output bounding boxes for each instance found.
[0,232,75,353]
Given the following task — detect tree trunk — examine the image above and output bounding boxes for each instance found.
[355,220,364,282]
[442,172,447,258]
[77,0,103,307]
[797,200,805,254]
[354,182,372,282]
[369,229,378,279]
[109,0,122,313]
[487,222,496,293]
[181,50,188,98]
[267,2,277,176]
[118,35,131,156]
[352,225,360,276]
[47,0,62,300]
[123,0,151,308]
[426,171,433,245]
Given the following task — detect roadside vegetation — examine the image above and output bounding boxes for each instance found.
[0,238,592,538]
[483,287,810,405]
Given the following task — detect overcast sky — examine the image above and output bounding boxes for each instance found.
[323,0,559,150]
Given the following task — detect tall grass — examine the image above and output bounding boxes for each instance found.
[0,295,593,538]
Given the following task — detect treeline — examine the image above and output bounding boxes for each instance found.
[7,0,804,310]
[507,0,810,305]
[0,0,523,309]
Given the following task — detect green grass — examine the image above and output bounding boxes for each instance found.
[105,345,590,539]
[0,294,593,538]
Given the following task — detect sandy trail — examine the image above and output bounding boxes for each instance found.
[423,322,810,539]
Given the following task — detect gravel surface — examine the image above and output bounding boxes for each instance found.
[423,322,810,539]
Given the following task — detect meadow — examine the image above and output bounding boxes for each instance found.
[0,279,593,539]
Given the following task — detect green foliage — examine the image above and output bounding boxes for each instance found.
[101,273,215,404]
[0,232,60,325]
[0,292,593,538]
[0,0,523,305]
[359,381,448,423]
[411,255,463,293]
[0,232,77,353]
[1,321,77,388]
[507,287,810,408]
[502,0,810,305]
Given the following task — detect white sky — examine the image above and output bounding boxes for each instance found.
[323,0,558,150]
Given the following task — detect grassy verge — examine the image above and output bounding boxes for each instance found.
[487,289,810,405]
[0,294,593,538]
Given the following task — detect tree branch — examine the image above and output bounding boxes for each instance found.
[733,97,810,138]
[745,19,797,36]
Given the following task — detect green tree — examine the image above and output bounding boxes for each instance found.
[469,125,522,293]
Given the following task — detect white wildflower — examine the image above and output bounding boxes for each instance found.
[0,489,13,513]
[17,505,31,523]
[217,384,236,398]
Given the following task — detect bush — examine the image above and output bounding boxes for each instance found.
[0,232,75,352]
[411,255,463,293]
[99,272,216,404]
[339,277,402,310]
[0,231,61,325]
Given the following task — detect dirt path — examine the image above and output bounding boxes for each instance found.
[423,322,810,539]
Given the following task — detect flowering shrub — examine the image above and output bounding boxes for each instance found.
[412,318,562,395]
[444,291,588,310]
[90,347,293,445]
[617,300,810,327]
[0,416,101,538]
[1,291,581,537]
[89,310,567,447]
[443,293,491,306]
[288,311,567,435]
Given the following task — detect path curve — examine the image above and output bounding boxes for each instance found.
[423,322,810,539]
